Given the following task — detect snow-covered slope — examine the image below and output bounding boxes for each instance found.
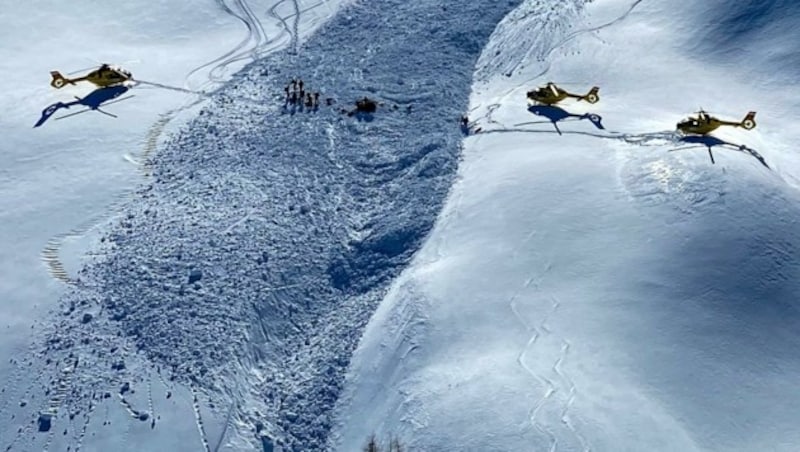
[332,1,800,451]
[0,1,347,451]
[2,0,524,451]
[7,0,800,451]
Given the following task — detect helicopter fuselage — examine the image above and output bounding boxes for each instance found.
[677,111,756,135]
[527,86,571,105]
[50,65,132,89]
[527,84,600,106]
[81,66,132,87]
[677,118,728,135]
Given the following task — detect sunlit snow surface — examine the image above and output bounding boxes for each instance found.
[332,0,800,451]
[0,0,347,451]
[4,0,800,451]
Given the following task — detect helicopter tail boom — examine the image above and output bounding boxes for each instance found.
[50,71,74,89]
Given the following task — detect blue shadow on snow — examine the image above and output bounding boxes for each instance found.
[526,104,604,135]
[34,85,132,128]
[671,134,769,169]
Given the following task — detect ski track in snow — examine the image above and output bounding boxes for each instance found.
[212,397,237,452]
[473,0,646,109]
[186,0,267,89]
[522,0,646,83]
[478,2,591,450]
[485,1,648,450]
[191,387,212,452]
[508,249,591,451]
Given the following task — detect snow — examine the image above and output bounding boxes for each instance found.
[0,0,347,450]
[4,0,800,451]
[39,1,525,449]
[3,0,521,450]
[331,0,800,451]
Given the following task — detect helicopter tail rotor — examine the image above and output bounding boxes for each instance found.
[582,86,600,104]
[50,71,71,89]
[741,111,757,130]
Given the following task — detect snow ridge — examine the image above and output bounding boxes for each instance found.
[13,0,525,450]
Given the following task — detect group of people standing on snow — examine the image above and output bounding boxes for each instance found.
[284,78,321,110]
[281,78,474,134]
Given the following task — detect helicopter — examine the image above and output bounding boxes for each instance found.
[676,110,756,135]
[527,82,600,106]
[50,64,133,89]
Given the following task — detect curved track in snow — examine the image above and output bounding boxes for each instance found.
[39,0,322,287]
[478,3,626,449]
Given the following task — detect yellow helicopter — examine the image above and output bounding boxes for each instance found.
[527,82,599,106]
[50,64,133,89]
[676,110,756,135]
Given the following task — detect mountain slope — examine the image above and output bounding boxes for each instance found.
[331,1,800,451]
[1,0,525,450]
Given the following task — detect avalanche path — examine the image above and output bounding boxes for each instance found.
[13,0,524,450]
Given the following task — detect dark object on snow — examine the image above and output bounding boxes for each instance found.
[188,269,203,284]
[346,97,378,116]
[81,313,93,324]
[356,97,377,113]
[459,115,481,135]
[460,115,471,134]
[38,413,52,432]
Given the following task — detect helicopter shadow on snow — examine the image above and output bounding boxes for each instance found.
[34,85,134,128]
[670,134,769,169]
[519,104,605,135]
